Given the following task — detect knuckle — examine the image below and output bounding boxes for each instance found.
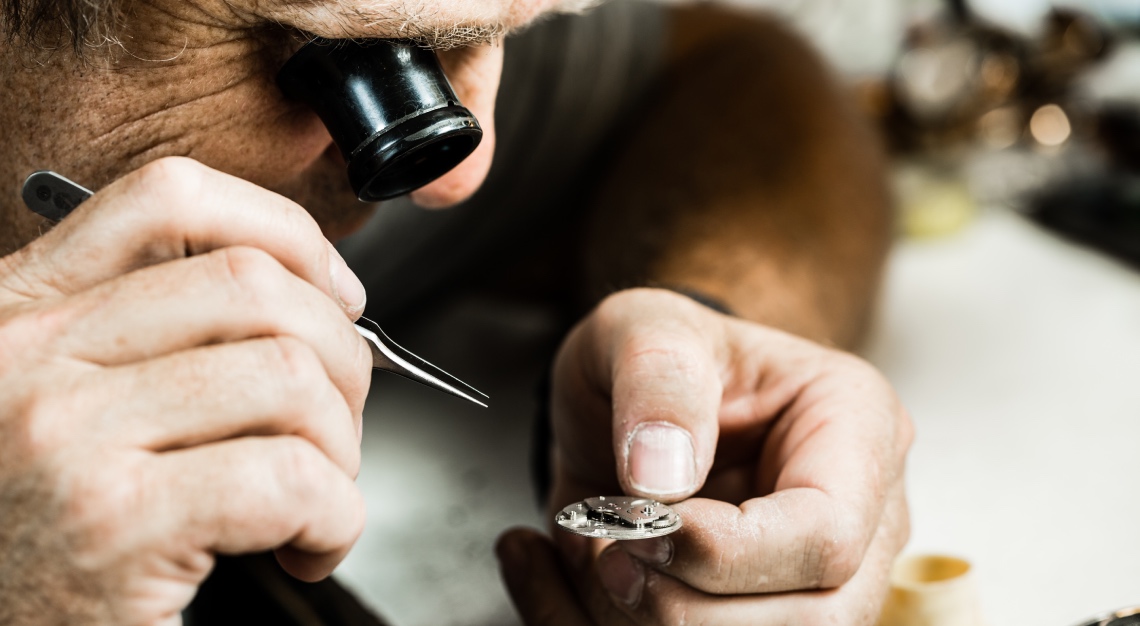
[0,306,62,375]
[595,289,627,313]
[594,289,645,324]
[620,331,706,381]
[595,288,706,329]
[96,158,212,264]
[133,157,206,201]
[832,350,890,391]
[262,338,360,477]
[0,309,88,457]
[271,436,331,499]
[593,289,640,326]
[814,521,864,588]
[20,385,74,457]
[316,398,361,480]
[264,336,325,390]
[255,337,328,431]
[128,158,208,227]
[62,462,143,548]
[820,347,872,375]
[344,485,367,540]
[211,246,287,303]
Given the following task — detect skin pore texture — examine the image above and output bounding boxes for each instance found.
[0,1,909,624]
[0,0,600,254]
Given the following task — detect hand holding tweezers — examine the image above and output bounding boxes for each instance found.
[21,170,487,408]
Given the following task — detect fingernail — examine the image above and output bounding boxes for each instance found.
[627,422,696,495]
[327,242,367,314]
[495,533,530,575]
[598,547,644,608]
[622,536,672,566]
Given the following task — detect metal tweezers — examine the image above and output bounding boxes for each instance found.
[354,316,486,407]
[22,170,488,408]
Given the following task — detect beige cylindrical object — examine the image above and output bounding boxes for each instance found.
[878,554,984,626]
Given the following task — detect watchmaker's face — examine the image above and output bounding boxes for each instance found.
[0,0,591,246]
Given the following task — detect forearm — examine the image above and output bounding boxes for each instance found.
[581,7,891,349]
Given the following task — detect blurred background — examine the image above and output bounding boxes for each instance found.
[334,1,1140,625]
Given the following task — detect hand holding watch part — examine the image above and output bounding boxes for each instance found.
[21,171,488,408]
[556,496,682,540]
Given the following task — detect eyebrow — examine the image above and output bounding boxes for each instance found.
[326,2,511,49]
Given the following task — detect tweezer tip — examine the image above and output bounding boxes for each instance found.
[358,316,489,399]
[354,318,489,408]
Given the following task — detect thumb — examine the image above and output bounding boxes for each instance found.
[610,311,722,502]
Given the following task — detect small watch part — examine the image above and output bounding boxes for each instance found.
[555,496,682,540]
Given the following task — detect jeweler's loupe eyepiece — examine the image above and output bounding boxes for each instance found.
[277,38,482,202]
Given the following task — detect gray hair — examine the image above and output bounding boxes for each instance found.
[3,0,604,54]
[3,0,119,52]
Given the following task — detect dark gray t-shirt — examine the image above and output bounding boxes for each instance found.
[338,1,667,319]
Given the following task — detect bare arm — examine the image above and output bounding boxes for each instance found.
[582,6,891,348]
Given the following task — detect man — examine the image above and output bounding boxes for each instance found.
[0,0,912,624]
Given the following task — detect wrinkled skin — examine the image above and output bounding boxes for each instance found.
[0,159,372,623]
[0,1,568,620]
[0,0,909,624]
[496,289,912,626]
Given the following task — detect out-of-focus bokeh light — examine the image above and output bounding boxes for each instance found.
[1029,104,1072,146]
[979,54,1020,100]
[978,106,1022,149]
[896,41,978,119]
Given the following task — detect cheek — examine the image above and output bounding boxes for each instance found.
[180,79,335,190]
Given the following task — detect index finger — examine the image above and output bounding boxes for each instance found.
[593,485,908,625]
[621,491,874,596]
[1,157,364,316]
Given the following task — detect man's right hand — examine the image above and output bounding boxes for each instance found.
[0,157,373,625]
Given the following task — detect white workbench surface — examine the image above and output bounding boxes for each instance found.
[336,208,1140,626]
[864,209,1140,625]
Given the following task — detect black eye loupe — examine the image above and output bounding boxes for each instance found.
[277,38,482,202]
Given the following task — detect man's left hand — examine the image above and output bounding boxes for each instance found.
[496,288,912,625]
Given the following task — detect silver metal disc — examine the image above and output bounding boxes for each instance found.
[555,496,682,540]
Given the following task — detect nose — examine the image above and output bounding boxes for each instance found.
[408,129,497,208]
[409,44,504,209]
